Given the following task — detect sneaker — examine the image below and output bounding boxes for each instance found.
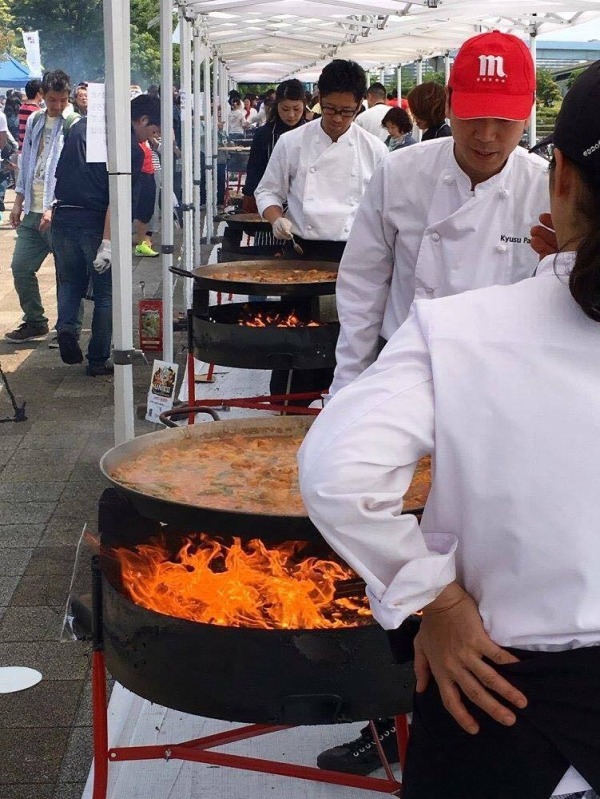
[316,719,399,775]
[134,242,159,257]
[86,361,114,377]
[57,329,84,364]
[4,322,49,343]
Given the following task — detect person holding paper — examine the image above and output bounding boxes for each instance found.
[52,94,161,376]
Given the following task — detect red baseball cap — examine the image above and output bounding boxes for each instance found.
[448,31,535,120]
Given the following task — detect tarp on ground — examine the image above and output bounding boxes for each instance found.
[0,55,34,89]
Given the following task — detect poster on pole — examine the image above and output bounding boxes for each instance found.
[86,83,108,164]
[146,360,179,423]
[22,31,42,78]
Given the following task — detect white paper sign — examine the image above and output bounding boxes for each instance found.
[22,31,42,78]
[146,360,180,423]
[86,83,108,164]
[179,89,189,122]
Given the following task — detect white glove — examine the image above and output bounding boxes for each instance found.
[93,239,112,273]
[271,217,294,240]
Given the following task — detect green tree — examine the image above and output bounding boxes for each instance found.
[11,0,105,80]
[567,67,586,90]
[536,67,561,108]
[0,0,26,60]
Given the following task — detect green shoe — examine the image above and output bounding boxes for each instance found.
[134,242,159,257]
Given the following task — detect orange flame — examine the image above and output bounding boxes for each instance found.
[238,309,321,328]
[114,534,371,630]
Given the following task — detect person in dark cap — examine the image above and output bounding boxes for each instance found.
[300,61,600,799]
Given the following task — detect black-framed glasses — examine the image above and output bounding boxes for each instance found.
[320,104,360,118]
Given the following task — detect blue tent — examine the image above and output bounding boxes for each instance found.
[0,56,35,90]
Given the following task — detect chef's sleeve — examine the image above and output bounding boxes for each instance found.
[329,159,396,396]
[254,136,290,216]
[298,303,457,630]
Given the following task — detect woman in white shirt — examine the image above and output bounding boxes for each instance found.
[228,99,245,136]
[299,62,600,799]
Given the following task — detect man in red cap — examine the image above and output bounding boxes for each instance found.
[329,30,550,400]
[317,30,551,776]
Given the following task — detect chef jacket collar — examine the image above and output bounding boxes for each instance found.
[316,118,355,145]
[535,250,576,277]
[447,145,516,196]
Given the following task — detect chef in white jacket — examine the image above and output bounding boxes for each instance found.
[255,58,388,264]
[299,63,600,799]
[330,30,549,397]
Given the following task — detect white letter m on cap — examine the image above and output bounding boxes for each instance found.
[479,54,507,78]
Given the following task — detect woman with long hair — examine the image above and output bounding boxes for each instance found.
[242,78,306,213]
[407,81,451,140]
[300,62,600,799]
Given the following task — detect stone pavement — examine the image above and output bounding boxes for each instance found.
[0,191,188,799]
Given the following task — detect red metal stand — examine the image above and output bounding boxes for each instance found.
[92,647,406,798]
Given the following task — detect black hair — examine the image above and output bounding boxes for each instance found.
[407,82,447,128]
[41,70,71,95]
[317,59,367,103]
[548,154,600,322]
[131,94,161,126]
[381,106,412,134]
[367,82,387,100]
[268,79,305,124]
[25,79,42,100]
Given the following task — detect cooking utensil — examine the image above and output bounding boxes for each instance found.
[170,259,338,297]
[290,234,304,256]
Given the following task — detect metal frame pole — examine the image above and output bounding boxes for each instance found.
[192,19,204,263]
[396,64,402,102]
[179,9,194,309]
[212,53,220,208]
[103,0,134,444]
[203,51,215,242]
[444,51,450,84]
[160,0,174,363]
[529,22,538,148]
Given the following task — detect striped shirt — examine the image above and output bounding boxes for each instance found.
[18,103,41,150]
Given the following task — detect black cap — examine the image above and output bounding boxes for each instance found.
[530,60,600,183]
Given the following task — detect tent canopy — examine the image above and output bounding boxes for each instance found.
[0,55,34,89]
[178,0,600,82]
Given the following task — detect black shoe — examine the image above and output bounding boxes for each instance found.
[86,362,114,377]
[4,322,49,343]
[57,329,83,364]
[316,719,399,775]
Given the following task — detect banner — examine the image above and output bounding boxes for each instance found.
[22,31,42,78]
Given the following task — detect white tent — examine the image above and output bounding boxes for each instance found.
[103,0,600,443]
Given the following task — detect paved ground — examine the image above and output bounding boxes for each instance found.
[0,190,189,799]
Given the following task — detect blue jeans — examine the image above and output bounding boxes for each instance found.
[53,223,112,367]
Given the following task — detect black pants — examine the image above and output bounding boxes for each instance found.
[402,646,600,799]
[270,238,344,399]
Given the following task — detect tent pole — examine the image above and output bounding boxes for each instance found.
[416,57,423,86]
[212,53,220,209]
[203,51,214,243]
[444,51,450,84]
[159,0,174,363]
[529,21,538,148]
[396,64,402,102]
[179,8,194,310]
[192,19,203,264]
[103,0,134,444]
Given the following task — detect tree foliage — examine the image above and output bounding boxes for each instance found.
[536,67,561,108]
[10,0,104,81]
[6,0,174,87]
[567,67,586,90]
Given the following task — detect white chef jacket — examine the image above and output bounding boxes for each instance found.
[299,251,599,795]
[354,103,390,142]
[254,119,388,241]
[330,136,550,395]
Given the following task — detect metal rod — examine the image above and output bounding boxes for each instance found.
[160,0,175,362]
[369,720,396,783]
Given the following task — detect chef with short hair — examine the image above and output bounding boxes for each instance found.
[330,31,550,397]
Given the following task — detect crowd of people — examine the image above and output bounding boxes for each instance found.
[1,32,600,798]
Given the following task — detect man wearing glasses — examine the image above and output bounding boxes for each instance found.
[255,59,388,263]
